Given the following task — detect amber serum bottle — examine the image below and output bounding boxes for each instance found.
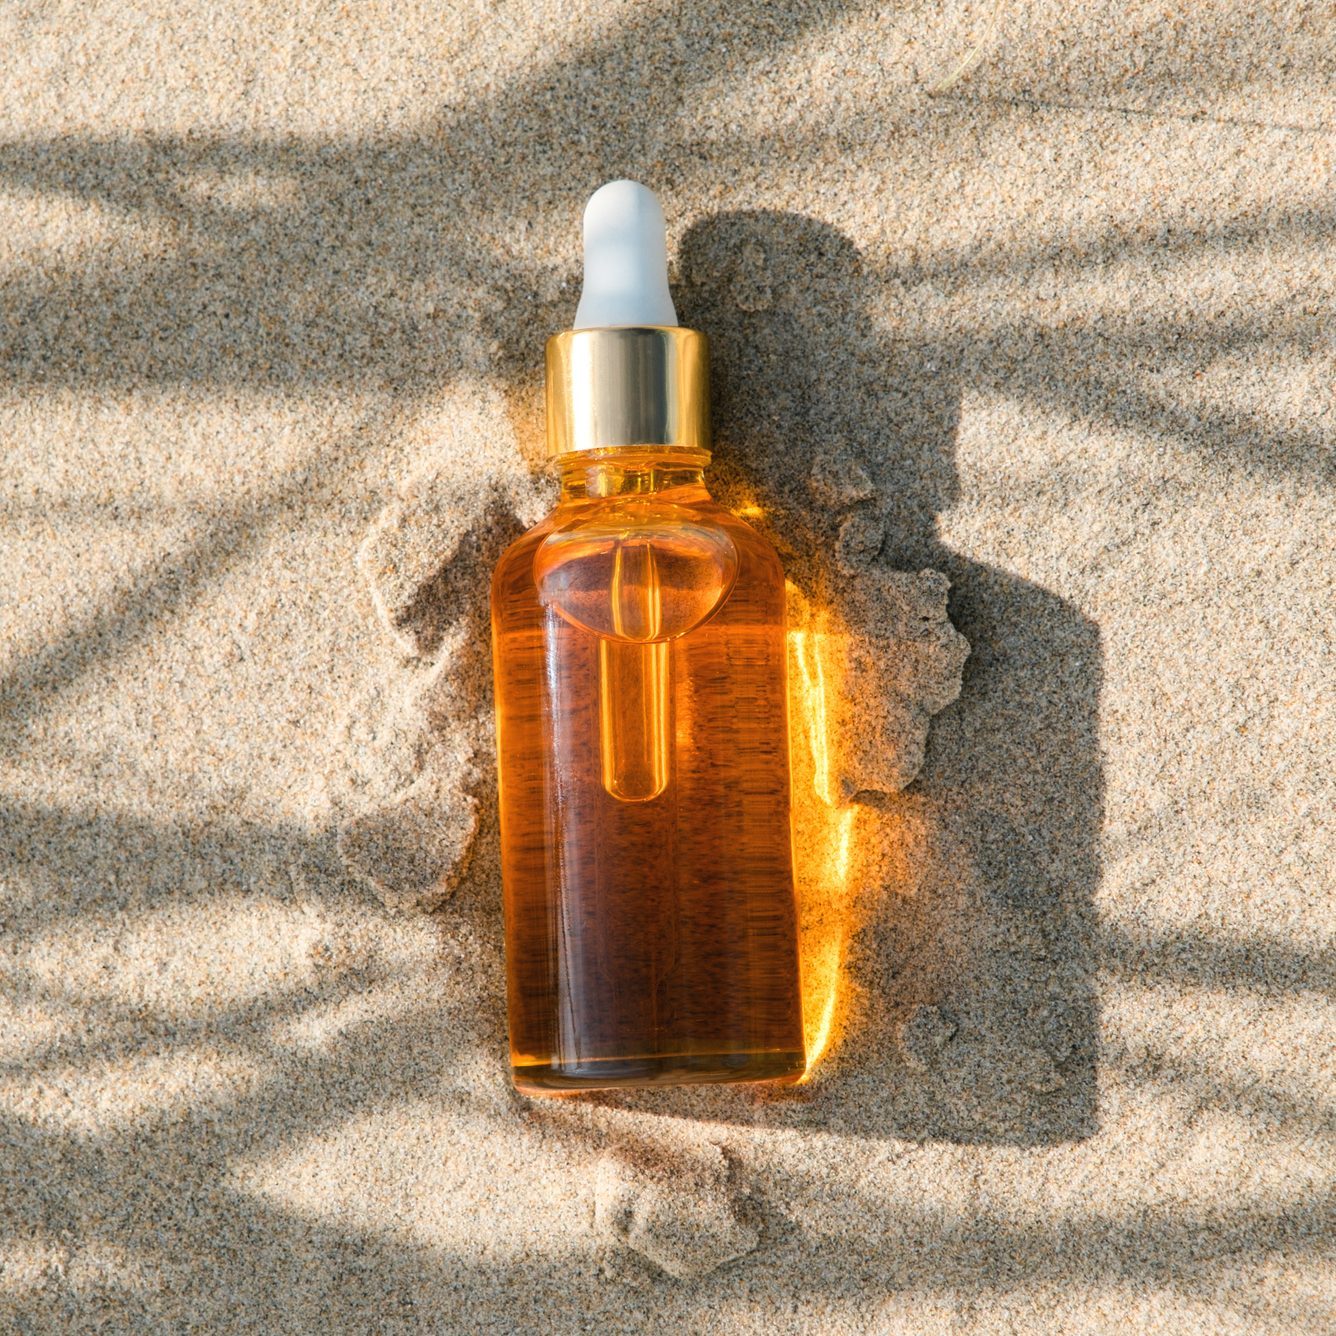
[491,181,805,1093]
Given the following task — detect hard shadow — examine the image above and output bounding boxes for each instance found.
[560,210,1104,1144]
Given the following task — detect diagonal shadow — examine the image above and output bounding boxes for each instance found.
[1,798,1328,1328]
[1,126,1328,492]
[0,401,407,751]
[2,0,1330,1318]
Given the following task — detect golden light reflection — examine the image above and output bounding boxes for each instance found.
[788,594,860,1080]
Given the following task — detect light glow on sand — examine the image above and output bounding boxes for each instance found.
[788,611,859,1079]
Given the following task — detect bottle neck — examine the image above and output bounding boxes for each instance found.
[555,447,711,503]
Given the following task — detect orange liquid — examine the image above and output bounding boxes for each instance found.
[491,453,805,1092]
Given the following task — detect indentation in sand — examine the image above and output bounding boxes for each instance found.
[594,1143,759,1279]
[333,379,550,910]
[898,1003,958,1071]
[338,765,480,913]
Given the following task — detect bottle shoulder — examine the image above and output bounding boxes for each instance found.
[492,516,555,595]
[491,493,787,621]
[692,501,786,594]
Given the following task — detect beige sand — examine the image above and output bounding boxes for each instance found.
[1,2,1333,1330]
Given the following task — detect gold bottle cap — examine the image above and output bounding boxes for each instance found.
[545,325,711,457]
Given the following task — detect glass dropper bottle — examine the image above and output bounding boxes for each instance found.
[491,180,806,1092]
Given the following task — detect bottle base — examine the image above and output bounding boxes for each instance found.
[513,1048,806,1095]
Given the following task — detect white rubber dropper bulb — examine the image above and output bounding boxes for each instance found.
[573,180,678,330]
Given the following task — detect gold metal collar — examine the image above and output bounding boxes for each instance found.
[544,326,711,456]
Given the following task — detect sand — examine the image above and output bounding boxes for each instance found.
[1,1,1333,1331]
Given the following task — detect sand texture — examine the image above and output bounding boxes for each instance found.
[2,2,1334,1331]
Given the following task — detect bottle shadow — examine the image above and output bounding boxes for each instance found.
[569,210,1104,1145]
